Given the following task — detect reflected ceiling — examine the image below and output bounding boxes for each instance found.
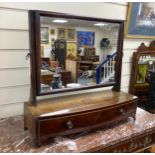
[41,16,119,28]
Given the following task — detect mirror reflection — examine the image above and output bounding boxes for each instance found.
[136,54,155,84]
[40,16,119,93]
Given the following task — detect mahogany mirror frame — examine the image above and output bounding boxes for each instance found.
[129,41,155,96]
[28,10,124,104]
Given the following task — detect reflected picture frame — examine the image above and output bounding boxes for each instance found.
[125,2,155,39]
[77,31,95,47]
[40,27,49,44]
[50,28,55,35]
[67,42,77,60]
[57,28,66,39]
[136,63,147,84]
[67,29,76,41]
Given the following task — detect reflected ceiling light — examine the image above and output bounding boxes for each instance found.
[94,23,107,26]
[52,19,68,23]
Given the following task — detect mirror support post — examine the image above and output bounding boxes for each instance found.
[113,21,124,91]
[29,11,38,105]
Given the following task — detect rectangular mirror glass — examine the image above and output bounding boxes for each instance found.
[40,16,120,94]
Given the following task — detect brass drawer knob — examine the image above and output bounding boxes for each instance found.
[66,121,74,129]
[128,142,134,151]
[120,108,125,115]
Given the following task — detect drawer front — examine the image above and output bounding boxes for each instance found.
[38,101,137,137]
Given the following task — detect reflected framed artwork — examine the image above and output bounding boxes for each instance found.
[40,27,49,44]
[67,42,77,60]
[57,28,66,39]
[67,29,76,41]
[77,31,95,47]
[136,64,147,84]
[125,2,155,39]
[50,28,55,35]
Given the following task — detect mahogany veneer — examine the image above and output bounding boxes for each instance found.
[24,90,137,146]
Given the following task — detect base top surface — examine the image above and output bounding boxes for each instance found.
[27,90,137,117]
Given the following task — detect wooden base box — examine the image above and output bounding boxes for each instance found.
[24,90,137,146]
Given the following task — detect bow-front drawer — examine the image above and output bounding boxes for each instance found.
[37,101,136,138]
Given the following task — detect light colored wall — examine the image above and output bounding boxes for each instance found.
[0,2,152,118]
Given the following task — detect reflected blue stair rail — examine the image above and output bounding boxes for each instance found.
[96,52,116,84]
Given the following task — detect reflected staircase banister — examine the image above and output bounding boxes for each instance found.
[96,52,116,84]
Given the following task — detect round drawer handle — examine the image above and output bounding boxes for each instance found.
[120,108,125,115]
[66,121,74,129]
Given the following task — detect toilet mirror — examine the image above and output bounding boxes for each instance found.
[29,10,124,98]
